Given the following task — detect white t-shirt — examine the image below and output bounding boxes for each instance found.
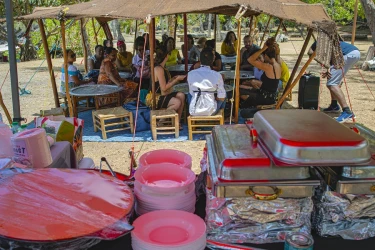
[188,66,226,99]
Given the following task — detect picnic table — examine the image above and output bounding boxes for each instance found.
[219,70,254,80]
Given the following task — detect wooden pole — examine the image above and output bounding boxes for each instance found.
[80,18,88,73]
[351,0,359,45]
[274,19,283,37]
[149,18,156,110]
[133,20,138,55]
[174,14,178,43]
[234,19,242,123]
[282,28,313,97]
[0,92,12,124]
[92,18,98,45]
[183,14,188,72]
[249,16,254,36]
[260,16,272,47]
[214,14,217,50]
[38,19,60,108]
[276,51,316,109]
[61,20,74,117]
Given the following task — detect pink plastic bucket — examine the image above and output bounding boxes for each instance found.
[138,149,192,170]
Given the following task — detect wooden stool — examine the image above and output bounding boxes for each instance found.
[187,109,224,140]
[151,110,179,140]
[92,107,133,139]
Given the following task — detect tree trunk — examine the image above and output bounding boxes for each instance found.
[167,15,175,37]
[216,15,222,41]
[82,25,92,57]
[360,0,375,45]
[207,14,212,38]
[19,37,37,62]
[114,19,124,41]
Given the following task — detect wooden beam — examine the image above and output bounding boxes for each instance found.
[61,20,74,117]
[91,18,98,45]
[183,14,188,72]
[282,28,313,98]
[276,51,316,109]
[80,18,88,73]
[274,19,283,37]
[249,16,254,36]
[351,0,359,45]
[24,19,34,37]
[38,19,59,108]
[214,14,217,50]
[260,16,272,47]
[149,18,156,109]
[234,19,242,123]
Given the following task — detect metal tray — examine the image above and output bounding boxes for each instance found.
[314,166,375,195]
[207,139,320,198]
[253,110,371,166]
[208,128,310,181]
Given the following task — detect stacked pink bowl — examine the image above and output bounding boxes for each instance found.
[134,163,196,215]
[138,149,192,170]
[131,210,206,250]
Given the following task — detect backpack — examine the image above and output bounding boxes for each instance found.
[123,101,150,132]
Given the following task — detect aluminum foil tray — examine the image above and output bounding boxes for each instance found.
[253,110,371,166]
[206,188,313,244]
[207,132,310,181]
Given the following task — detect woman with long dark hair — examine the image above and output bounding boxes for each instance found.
[221,31,238,56]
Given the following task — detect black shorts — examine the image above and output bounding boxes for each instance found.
[157,92,178,109]
[240,89,275,109]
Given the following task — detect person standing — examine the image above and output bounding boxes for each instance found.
[308,41,360,123]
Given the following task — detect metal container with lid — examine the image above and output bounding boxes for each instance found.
[253,110,371,166]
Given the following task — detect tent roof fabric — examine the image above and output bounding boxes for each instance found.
[16,0,333,31]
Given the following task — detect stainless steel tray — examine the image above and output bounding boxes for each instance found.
[207,140,320,198]
[315,166,375,195]
[253,110,371,166]
[207,131,310,181]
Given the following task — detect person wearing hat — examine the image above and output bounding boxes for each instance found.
[115,40,133,72]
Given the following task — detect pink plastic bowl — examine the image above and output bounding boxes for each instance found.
[138,149,192,170]
[135,163,195,194]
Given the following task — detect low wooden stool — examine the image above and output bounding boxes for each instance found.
[187,109,224,140]
[151,110,179,140]
[92,107,133,139]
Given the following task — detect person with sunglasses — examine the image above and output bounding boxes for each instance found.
[60,49,93,93]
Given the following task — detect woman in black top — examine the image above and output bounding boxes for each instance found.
[241,37,281,108]
[153,49,186,124]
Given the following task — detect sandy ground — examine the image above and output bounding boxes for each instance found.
[0,35,374,174]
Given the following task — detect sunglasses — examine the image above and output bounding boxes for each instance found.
[70,53,76,58]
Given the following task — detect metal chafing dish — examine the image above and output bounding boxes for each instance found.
[206,125,320,199]
[253,110,371,166]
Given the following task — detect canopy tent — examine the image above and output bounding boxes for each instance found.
[8,0,339,122]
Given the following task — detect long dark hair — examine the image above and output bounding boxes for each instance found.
[224,31,237,44]
[154,48,168,66]
[164,37,175,51]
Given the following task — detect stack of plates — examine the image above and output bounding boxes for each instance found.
[134,163,196,215]
[132,210,206,250]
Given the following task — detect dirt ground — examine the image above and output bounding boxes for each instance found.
[0,35,374,175]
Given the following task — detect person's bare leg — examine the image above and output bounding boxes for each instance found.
[175,92,185,120]
[328,85,348,108]
[167,97,182,119]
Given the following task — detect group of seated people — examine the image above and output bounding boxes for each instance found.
[60,33,289,123]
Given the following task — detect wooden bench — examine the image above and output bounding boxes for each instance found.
[92,107,133,139]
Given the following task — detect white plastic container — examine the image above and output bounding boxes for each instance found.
[0,122,14,157]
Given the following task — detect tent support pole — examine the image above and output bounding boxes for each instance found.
[80,18,88,73]
[275,19,283,37]
[260,16,272,47]
[61,20,74,117]
[174,14,178,43]
[234,18,242,123]
[281,28,313,102]
[249,16,254,36]
[38,19,60,108]
[214,14,217,50]
[183,14,188,72]
[4,0,21,123]
[276,51,316,109]
[149,18,156,109]
[133,20,138,55]
[92,18,98,45]
[351,0,359,45]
